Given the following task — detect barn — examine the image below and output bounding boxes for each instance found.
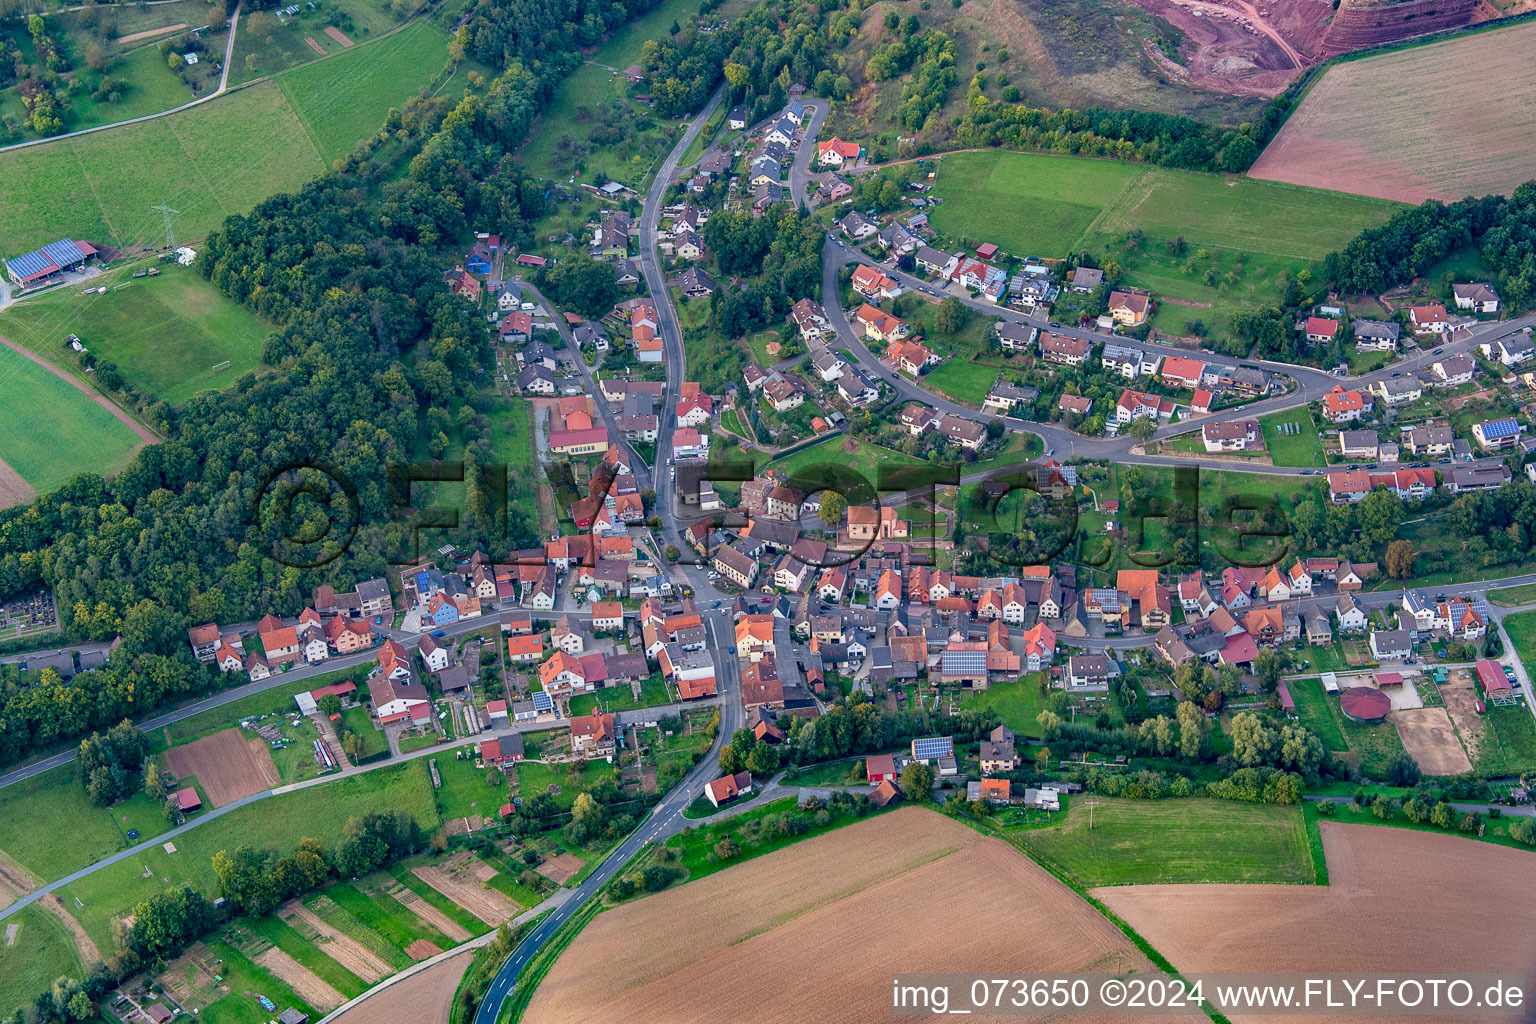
[4,239,98,290]
[1340,686,1391,723]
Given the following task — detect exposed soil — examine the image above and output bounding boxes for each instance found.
[1098,822,1536,1023]
[329,950,474,1024]
[113,23,187,44]
[323,26,354,46]
[412,854,518,926]
[280,901,391,983]
[254,945,345,1010]
[1393,706,1473,775]
[0,850,36,911]
[1439,671,1490,765]
[533,851,583,884]
[527,808,1195,1024]
[165,728,280,807]
[386,882,472,942]
[405,938,443,959]
[0,456,36,511]
[304,36,327,54]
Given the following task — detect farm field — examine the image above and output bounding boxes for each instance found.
[228,0,419,86]
[0,263,271,404]
[1015,796,1313,886]
[1249,21,1536,203]
[0,341,145,498]
[0,81,324,255]
[57,760,439,951]
[164,727,281,807]
[527,808,1199,1024]
[329,948,472,1024]
[278,20,450,163]
[0,904,83,1013]
[1100,822,1536,984]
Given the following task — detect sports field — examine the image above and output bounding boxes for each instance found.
[0,342,145,495]
[0,263,270,403]
[1250,21,1536,203]
[1016,796,1314,886]
[279,20,450,163]
[0,81,324,255]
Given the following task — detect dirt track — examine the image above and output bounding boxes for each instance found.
[255,945,344,1010]
[41,893,102,965]
[165,727,280,807]
[281,902,391,983]
[1098,823,1536,1023]
[114,22,186,44]
[527,808,1194,1024]
[330,950,473,1024]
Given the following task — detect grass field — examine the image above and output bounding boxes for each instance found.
[665,795,886,882]
[1249,20,1536,203]
[0,81,325,256]
[1015,796,1313,886]
[279,20,449,163]
[0,263,271,404]
[433,748,513,821]
[516,759,619,811]
[0,763,175,885]
[1259,407,1326,468]
[568,676,671,716]
[0,342,144,494]
[243,914,368,998]
[201,935,325,1024]
[961,673,1048,738]
[0,905,83,1013]
[57,760,439,951]
[1489,584,1536,607]
[1286,677,1349,751]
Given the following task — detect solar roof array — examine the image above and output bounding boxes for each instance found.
[532,690,554,712]
[1480,419,1519,439]
[940,650,987,675]
[5,239,90,284]
[911,735,954,760]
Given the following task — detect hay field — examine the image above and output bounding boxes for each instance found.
[526,808,1201,1024]
[1249,21,1536,203]
[1099,822,1536,1021]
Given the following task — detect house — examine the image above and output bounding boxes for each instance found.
[1370,378,1422,405]
[570,712,618,758]
[1114,388,1175,425]
[838,211,879,241]
[816,136,861,167]
[713,544,759,588]
[673,230,704,262]
[1022,622,1056,671]
[1107,290,1151,326]
[1065,655,1113,693]
[1070,266,1104,293]
[624,63,643,81]
[1370,629,1413,661]
[1326,468,1374,504]
[1202,419,1261,452]
[878,221,921,255]
[937,413,986,450]
[1431,354,1475,385]
[1486,336,1536,366]
[1453,282,1500,314]
[837,371,880,406]
[996,321,1037,353]
[900,402,938,434]
[865,752,898,785]
[1304,316,1339,344]
[982,379,1037,415]
[1339,429,1379,460]
[444,268,481,302]
[1321,385,1371,423]
[1102,343,1160,380]
[480,733,524,766]
[727,105,748,130]
[1160,356,1206,390]
[705,769,754,807]
[811,348,846,382]
[367,674,431,724]
[539,651,591,697]
[851,264,901,301]
[187,623,220,663]
[1409,304,1450,334]
[1058,394,1093,417]
[857,305,912,343]
[1336,593,1367,632]
[1472,418,1521,451]
[1038,332,1089,367]
[1406,426,1455,456]
[1354,319,1400,351]
[1448,464,1512,493]
[914,246,958,278]
[763,116,797,147]
[909,735,955,767]
[676,266,717,299]
[417,634,450,672]
[791,298,832,342]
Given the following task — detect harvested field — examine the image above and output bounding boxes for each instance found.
[527,808,1198,1024]
[329,950,473,1024]
[280,901,390,983]
[324,26,355,46]
[1099,823,1536,1023]
[405,938,442,959]
[412,854,518,926]
[164,728,279,807]
[254,945,344,1010]
[1393,707,1473,776]
[534,852,583,884]
[387,883,472,942]
[1249,21,1536,202]
[0,456,36,510]
[114,23,187,44]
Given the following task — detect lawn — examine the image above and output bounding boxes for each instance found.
[515,758,619,811]
[962,673,1048,738]
[278,20,451,163]
[1015,796,1313,886]
[0,905,83,1013]
[921,357,1001,407]
[0,262,272,404]
[486,395,539,525]
[1480,705,1536,776]
[1489,584,1536,607]
[0,342,144,494]
[339,705,389,759]
[0,80,325,255]
[568,676,672,716]
[1286,676,1348,751]
[664,795,888,882]
[1259,407,1326,468]
[1503,610,1536,674]
[163,666,367,746]
[57,760,439,951]
[0,762,172,884]
[434,747,514,821]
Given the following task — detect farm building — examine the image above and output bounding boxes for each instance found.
[1339,686,1391,723]
[174,787,202,813]
[4,239,98,290]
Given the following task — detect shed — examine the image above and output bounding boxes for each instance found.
[174,787,202,812]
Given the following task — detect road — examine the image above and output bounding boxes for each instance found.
[471,87,739,1024]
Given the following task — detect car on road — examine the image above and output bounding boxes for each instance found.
[1433,348,1444,355]
[1390,371,1402,377]
[1300,469,1315,475]
[1050,322,1062,328]
[707,570,721,580]
[431,630,445,638]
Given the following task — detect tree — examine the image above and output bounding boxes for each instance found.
[1126,416,1157,442]
[1176,700,1205,758]
[317,693,342,718]
[1229,712,1276,766]
[900,761,935,801]
[818,491,846,527]
[1254,649,1283,691]
[206,5,228,31]
[717,743,745,776]
[745,739,779,776]
[1385,751,1421,787]
[1384,539,1415,579]
[78,720,150,807]
[932,297,969,335]
[712,837,740,860]
[144,761,167,801]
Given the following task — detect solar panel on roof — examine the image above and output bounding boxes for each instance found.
[912,736,953,760]
[532,691,554,712]
[1482,419,1519,438]
[39,240,86,265]
[941,651,986,674]
[6,251,61,280]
